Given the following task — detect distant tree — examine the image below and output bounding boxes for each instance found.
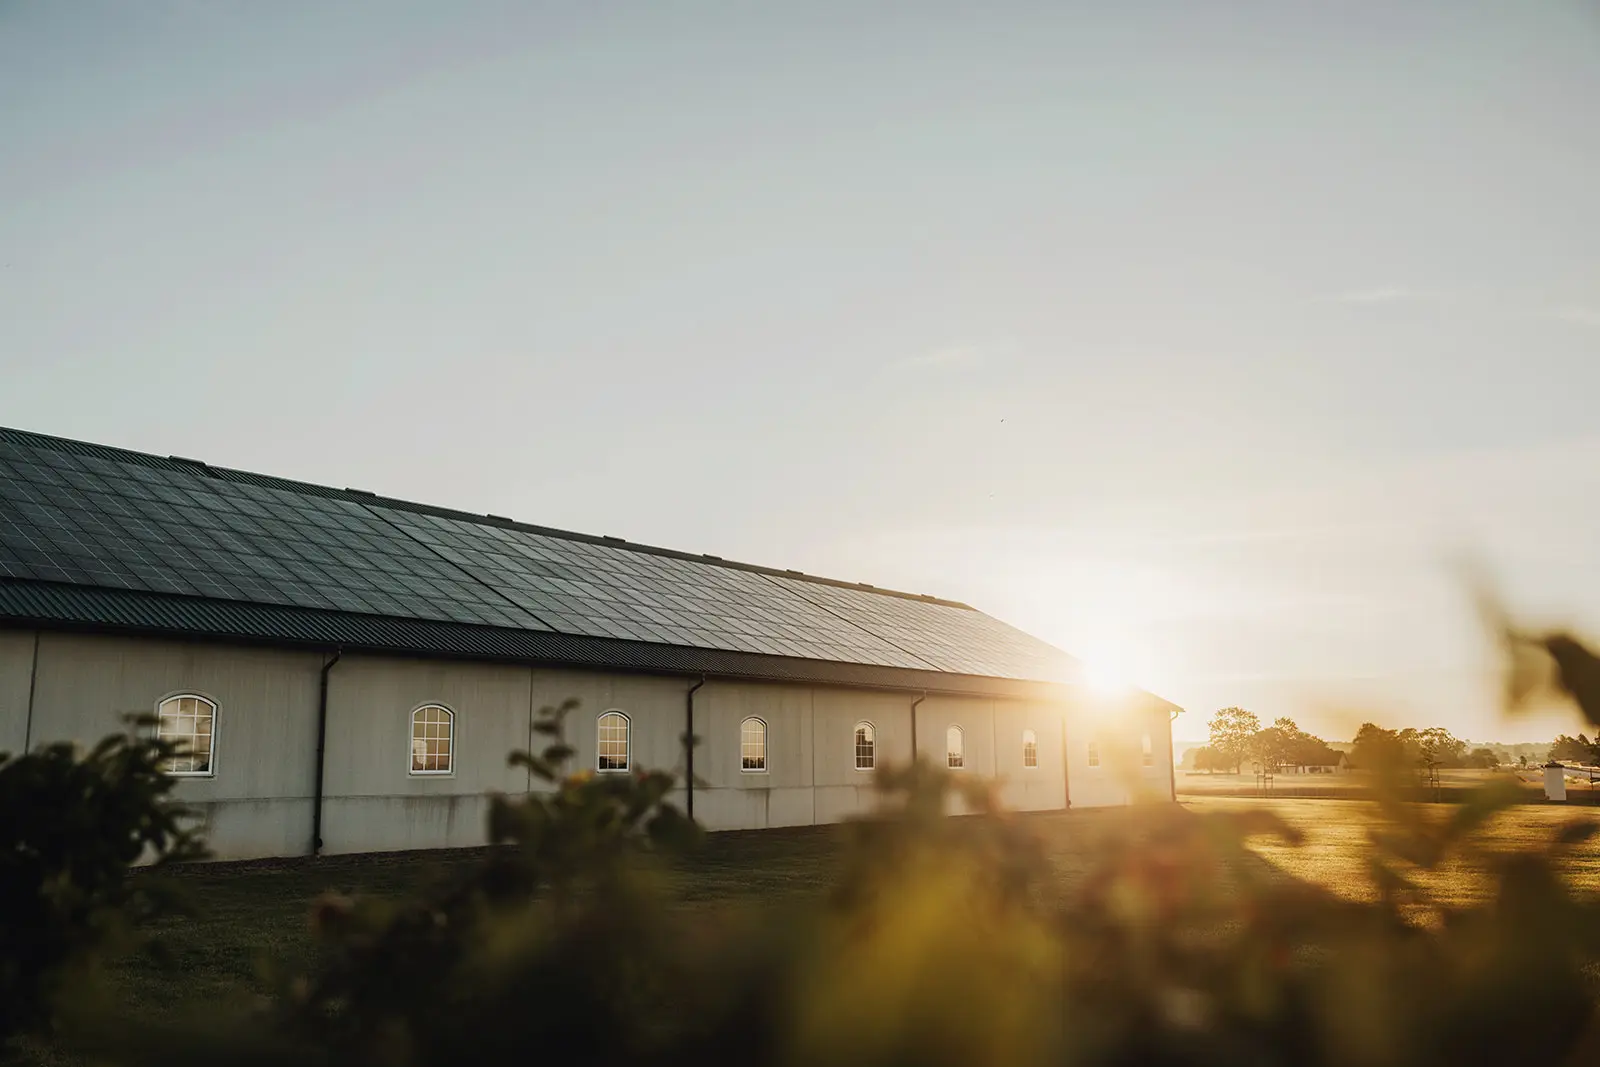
[1207,707,1260,774]
[1265,717,1341,771]
[1268,718,1305,770]
[1350,723,1404,770]
[1350,724,1469,770]
[1520,754,1529,768]
[1416,727,1467,768]
[1299,740,1342,770]
[1556,734,1600,764]
[1248,726,1291,772]
[1192,746,1224,774]
[1551,734,1591,763]
[1467,747,1498,769]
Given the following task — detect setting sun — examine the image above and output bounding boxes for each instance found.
[1080,640,1145,697]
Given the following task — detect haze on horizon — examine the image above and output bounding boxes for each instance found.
[3,2,1598,745]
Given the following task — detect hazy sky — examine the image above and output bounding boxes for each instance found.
[3,2,1598,743]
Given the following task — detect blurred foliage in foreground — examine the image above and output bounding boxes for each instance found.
[0,721,204,1048]
[10,617,1600,1065]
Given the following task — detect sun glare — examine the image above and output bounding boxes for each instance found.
[1081,641,1137,696]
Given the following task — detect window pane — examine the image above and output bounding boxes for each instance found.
[598,712,630,771]
[854,723,874,769]
[157,695,216,776]
[410,706,453,773]
[741,718,767,771]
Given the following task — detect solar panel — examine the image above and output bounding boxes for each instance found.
[0,431,1081,683]
[765,575,1081,683]
[377,508,936,669]
[0,439,545,631]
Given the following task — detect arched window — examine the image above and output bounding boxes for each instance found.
[854,721,876,770]
[597,710,631,772]
[157,694,216,776]
[1087,741,1101,768]
[410,704,454,774]
[1022,729,1038,768]
[946,725,965,769]
[741,717,768,772]
[1141,733,1154,767]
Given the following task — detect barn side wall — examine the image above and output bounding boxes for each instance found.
[0,629,38,755]
[1064,696,1177,808]
[3,629,1172,859]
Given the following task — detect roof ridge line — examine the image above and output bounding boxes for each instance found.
[0,424,974,610]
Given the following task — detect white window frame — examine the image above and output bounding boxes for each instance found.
[1087,740,1101,769]
[155,692,218,778]
[597,710,631,773]
[408,703,455,776]
[946,724,965,769]
[1141,732,1154,767]
[853,721,876,771]
[1022,729,1038,769]
[740,716,768,773]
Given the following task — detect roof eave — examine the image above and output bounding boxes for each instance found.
[0,579,1076,703]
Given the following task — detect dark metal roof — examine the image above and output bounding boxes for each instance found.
[0,424,1091,694]
[0,578,1071,701]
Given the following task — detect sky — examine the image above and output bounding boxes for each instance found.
[3,2,1599,744]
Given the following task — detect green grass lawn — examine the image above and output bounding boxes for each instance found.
[21,796,1600,1065]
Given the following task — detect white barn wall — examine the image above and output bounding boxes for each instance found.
[811,687,915,824]
[532,668,694,814]
[995,701,1068,812]
[692,680,815,831]
[319,655,536,856]
[23,632,324,858]
[918,694,995,815]
[1065,698,1176,809]
[0,629,35,755]
[0,628,1176,860]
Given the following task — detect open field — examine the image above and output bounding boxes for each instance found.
[1195,795,1600,902]
[22,795,1600,1065]
[1178,767,1600,803]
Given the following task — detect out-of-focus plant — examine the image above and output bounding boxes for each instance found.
[0,718,205,1049]
[67,618,1600,1067]
[1476,574,1600,731]
[94,698,705,1067]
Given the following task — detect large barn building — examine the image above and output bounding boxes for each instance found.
[0,426,1178,860]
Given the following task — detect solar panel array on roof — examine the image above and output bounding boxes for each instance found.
[380,508,934,667]
[770,576,1079,683]
[0,428,1082,684]
[0,440,542,628]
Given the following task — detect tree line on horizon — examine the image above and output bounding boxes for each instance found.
[1191,707,1501,775]
[1551,732,1600,766]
